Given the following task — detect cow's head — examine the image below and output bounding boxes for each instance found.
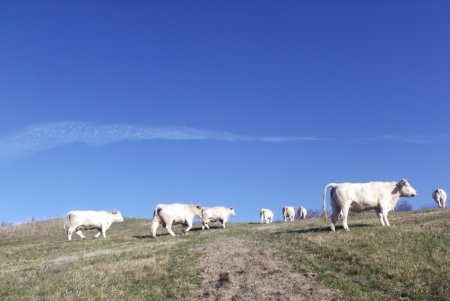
[112,209,125,222]
[396,179,417,197]
[229,208,236,216]
[193,205,203,217]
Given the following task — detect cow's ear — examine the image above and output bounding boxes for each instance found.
[398,179,408,186]
[196,205,202,209]
[230,207,234,210]
[112,209,118,215]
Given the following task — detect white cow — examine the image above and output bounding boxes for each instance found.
[432,188,447,208]
[323,179,417,231]
[260,208,274,224]
[298,206,308,219]
[201,207,236,229]
[151,203,202,238]
[282,206,296,222]
[65,210,124,241]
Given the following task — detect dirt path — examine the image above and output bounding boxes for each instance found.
[197,238,340,301]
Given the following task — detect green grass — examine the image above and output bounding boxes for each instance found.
[1,209,450,300]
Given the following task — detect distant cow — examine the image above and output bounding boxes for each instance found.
[65,210,124,241]
[151,203,202,238]
[201,207,235,230]
[282,206,295,222]
[260,208,274,224]
[432,188,447,208]
[323,179,417,231]
[298,206,308,219]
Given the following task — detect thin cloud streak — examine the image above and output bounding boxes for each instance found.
[355,135,430,144]
[0,122,328,160]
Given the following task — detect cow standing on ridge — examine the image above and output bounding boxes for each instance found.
[282,206,295,222]
[432,188,447,208]
[322,179,417,231]
[260,208,274,224]
[298,206,307,219]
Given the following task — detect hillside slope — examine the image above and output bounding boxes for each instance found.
[1,209,449,300]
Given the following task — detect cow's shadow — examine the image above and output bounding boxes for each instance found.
[248,221,284,225]
[272,223,371,235]
[133,226,205,239]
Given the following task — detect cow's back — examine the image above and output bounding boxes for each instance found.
[66,210,107,227]
[158,203,196,222]
[203,207,229,218]
[333,182,396,210]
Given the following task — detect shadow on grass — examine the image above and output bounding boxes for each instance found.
[133,226,209,239]
[271,223,371,235]
[247,221,284,225]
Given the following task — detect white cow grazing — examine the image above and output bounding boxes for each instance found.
[282,206,295,222]
[201,207,236,230]
[260,208,274,224]
[323,179,417,231]
[151,203,202,238]
[298,206,308,219]
[65,210,124,242]
[432,188,447,208]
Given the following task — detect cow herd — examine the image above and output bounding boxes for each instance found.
[64,179,447,241]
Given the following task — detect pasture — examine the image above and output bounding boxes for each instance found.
[1,209,449,300]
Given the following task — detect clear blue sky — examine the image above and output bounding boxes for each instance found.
[1,1,449,223]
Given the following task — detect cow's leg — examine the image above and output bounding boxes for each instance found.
[67,226,76,241]
[94,231,102,238]
[222,218,228,229]
[166,220,176,236]
[101,226,107,238]
[330,211,338,231]
[443,200,447,208]
[375,209,385,226]
[341,205,350,231]
[151,217,159,238]
[75,229,86,239]
[202,220,210,230]
[382,209,391,227]
[183,219,193,235]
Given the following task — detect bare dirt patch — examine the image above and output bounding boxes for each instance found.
[197,238,340,301]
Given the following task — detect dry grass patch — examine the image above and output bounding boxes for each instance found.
[198,237,340,301]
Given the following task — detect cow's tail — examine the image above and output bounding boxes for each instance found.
[63,213,71,234]
[323,183,338,221]
[152,204,164,221]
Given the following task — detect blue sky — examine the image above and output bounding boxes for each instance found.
[0,1,449,223]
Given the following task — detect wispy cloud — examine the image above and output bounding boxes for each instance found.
[0,122,328,160]
[355,135,430,144]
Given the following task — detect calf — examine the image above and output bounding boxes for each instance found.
[201,207,236,229]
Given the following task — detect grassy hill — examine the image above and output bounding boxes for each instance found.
[1,209,449,300]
